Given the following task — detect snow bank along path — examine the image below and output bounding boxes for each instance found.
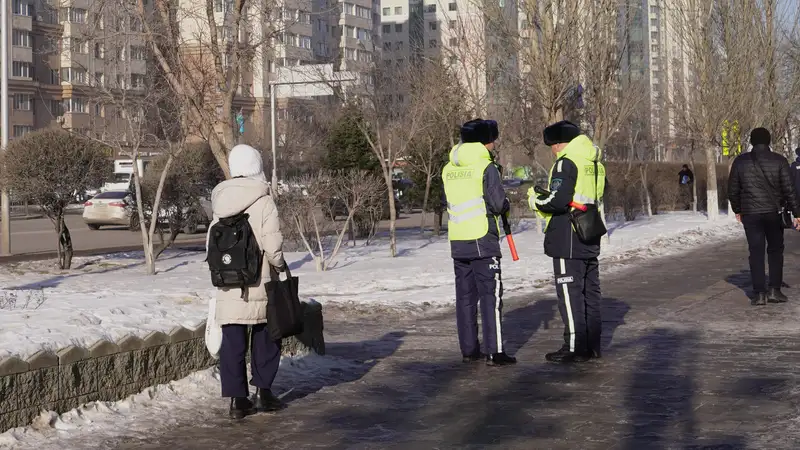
[0,212,741,361]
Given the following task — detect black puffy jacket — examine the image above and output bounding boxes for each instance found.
[728,145,800,217]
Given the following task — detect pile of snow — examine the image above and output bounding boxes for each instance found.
[0,212,741,360]
[0,353,361,449]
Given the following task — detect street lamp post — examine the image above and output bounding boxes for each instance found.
[1,0,11,256]
[268,77,356,195]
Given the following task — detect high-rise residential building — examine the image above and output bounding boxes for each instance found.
[379,0,517,115]
[1,0,381,150]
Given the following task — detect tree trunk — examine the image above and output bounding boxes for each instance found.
[705,143,719,221]
[55,213,73,270]
[433,210,442,236]
[383,170,398,257]
[640,164,653,217]
[690,151,698,213]
[420,172,432,233]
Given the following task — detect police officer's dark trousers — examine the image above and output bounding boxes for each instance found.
[552,257,602,355]
[219,324,281,398]
[454,256,504,356]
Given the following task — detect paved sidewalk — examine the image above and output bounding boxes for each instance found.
[101,233,800,449]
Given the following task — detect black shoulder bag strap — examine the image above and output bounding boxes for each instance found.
[751,151,784,211]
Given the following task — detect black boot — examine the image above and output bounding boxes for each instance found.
[462,351,485,363]
[545,348,590,364]
[229,397,255,419]
[254,388,285,412]
[486,352,517,366]
[768,288,788,303]
[752,292,768,306]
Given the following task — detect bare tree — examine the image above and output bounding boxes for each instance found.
[1,131,110,269]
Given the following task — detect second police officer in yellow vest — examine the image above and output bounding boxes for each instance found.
[528,120,607,364]
[442,119,517,366]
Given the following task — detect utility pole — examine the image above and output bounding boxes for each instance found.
[1,0,11,256]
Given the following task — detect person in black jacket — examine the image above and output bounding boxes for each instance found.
[790,148,800,196]
[728,128,800,306]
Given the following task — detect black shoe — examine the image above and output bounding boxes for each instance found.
[590,348,602,359]
[462,352,485,363]
[229,397,255,419]
[545,348,590,363]
[768,288,788,303]
[486,352,517,366]
[752,292,768,306]
[253,388,285,412]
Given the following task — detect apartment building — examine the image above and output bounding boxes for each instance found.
[379,0,517,115]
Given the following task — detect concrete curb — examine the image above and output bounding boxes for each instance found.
[0,301,325,432]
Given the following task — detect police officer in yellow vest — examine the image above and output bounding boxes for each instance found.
[443,119,517,366]
[528,120,606,364]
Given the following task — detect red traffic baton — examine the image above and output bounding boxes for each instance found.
[500,213,520,261]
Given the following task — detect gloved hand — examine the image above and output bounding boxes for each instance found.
[501,197,511,215]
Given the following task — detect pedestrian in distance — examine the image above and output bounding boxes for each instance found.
[442,118,517,366]
[206,144,288,419]
[789,147,800,196]
[678,164,695,210]
[728,128,800,306]
[527,120,606,364]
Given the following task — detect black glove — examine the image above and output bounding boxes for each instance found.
[273,262,287,273]
[501,197,511,215]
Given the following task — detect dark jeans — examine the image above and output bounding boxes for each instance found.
[219,323,281,398]
[741,213,784,293]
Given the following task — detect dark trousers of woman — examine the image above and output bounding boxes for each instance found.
[741,213,784,293]
[219,323,281,398]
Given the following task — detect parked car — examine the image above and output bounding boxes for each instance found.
[82,191,134,230]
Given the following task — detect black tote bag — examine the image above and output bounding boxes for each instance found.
[569,160,608,243]
[266,265,304,341]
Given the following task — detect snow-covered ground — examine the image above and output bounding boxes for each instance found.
[0,354,361,449]
[0,212,741,361]
[0,212,745,448]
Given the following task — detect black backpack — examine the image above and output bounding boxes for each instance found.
[207,213,263,297]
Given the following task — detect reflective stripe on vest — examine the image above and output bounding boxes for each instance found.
[542,156,606,229]
[443,159,490,241]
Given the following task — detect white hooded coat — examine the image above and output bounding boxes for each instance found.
[207,146,285,326]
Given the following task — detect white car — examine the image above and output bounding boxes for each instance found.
[82,191,133,230]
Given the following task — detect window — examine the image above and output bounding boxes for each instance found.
[345,26,355,38]
[72,39,89,54]
[215,0,223,12]
[429,22,437,31]
[395,41,403,50]
[382,7,390,15]
[429,39,437,48]
[130,45,146,60]
[13,94,32,111]
[131,74,145,88]
[299,11,311,24]
[357,28,370,41]
[13,126,33,138]
[650,18,658,27]
[395,23,402,32]
[94,103,104,116]
[356,6,370,18]
[12,61,32,78]
[650,5,659,13]
[130,17,142,32]
[424,4,436,13]
[448,2,457,10]
[299,36,312,49]
[345,48,356,60]
[499,0,504,7]
[383,41,391,50]
[241,84,252,96]
[116,47,126,61]
[449,20,457,28]
[382,24,391,34]
[651,44,659,53]
[48,99,62,116]
[59,7,87,23]
[63,97,86,113]
[116,74,126,88]
[394,6,402,14]
[344,3,354,15]
[94,72,104,86]
[12,30,31,47]
[48,69,59,84]
[94,43,104,59]
[12,0,31,16]
[651,31,658,39]
[449,37,458,46]
[61,68,87,84]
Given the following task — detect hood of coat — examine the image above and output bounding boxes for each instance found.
[211,177,270,219]
[557,135,601,163]
[448,142,492,167]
